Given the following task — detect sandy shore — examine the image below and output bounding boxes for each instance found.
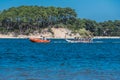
[0,28,77,39]
[0,35,120,39]
[0,28,120,39]
[93,36,120,39]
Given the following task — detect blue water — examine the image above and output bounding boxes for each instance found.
[0,38,120,80]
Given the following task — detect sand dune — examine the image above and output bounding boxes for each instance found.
[0,28,78,38]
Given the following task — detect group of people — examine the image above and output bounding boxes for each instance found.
[74,37,92,42]
[40,35,47,40]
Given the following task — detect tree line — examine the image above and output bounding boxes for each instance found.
[0,6,120,36]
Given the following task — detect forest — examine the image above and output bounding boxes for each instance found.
[0,6,120,36]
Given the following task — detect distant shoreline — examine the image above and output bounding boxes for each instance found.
[93,36,120,39]
[0,35,120,39]
[0,28,120,39]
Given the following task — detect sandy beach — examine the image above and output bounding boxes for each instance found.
[93,36,120,39]
[0,28,78,39]
[0,28,120,39]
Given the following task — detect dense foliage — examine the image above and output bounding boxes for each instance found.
[0,6,120,36]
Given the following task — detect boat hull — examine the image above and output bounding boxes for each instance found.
[66,39,92,43]
[29,38,50,43]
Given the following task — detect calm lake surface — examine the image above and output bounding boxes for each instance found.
[0,38,120,80]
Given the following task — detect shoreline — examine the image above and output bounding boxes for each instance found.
[93,36,120,39]
[0,35,120,39]
[1,28,120,39]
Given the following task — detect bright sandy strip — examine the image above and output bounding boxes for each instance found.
[0,28,120,39]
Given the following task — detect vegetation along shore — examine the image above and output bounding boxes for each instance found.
[0,6,120,38]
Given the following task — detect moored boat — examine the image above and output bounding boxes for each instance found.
[29,38,50,43]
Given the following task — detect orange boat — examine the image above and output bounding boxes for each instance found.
[29,38,50,43]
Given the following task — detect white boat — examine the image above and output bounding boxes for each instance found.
[66,38,93,43]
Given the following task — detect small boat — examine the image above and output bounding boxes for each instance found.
[66,38,92,43]
[29,38,50,43]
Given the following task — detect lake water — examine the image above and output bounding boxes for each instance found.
[0,38,120,80]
